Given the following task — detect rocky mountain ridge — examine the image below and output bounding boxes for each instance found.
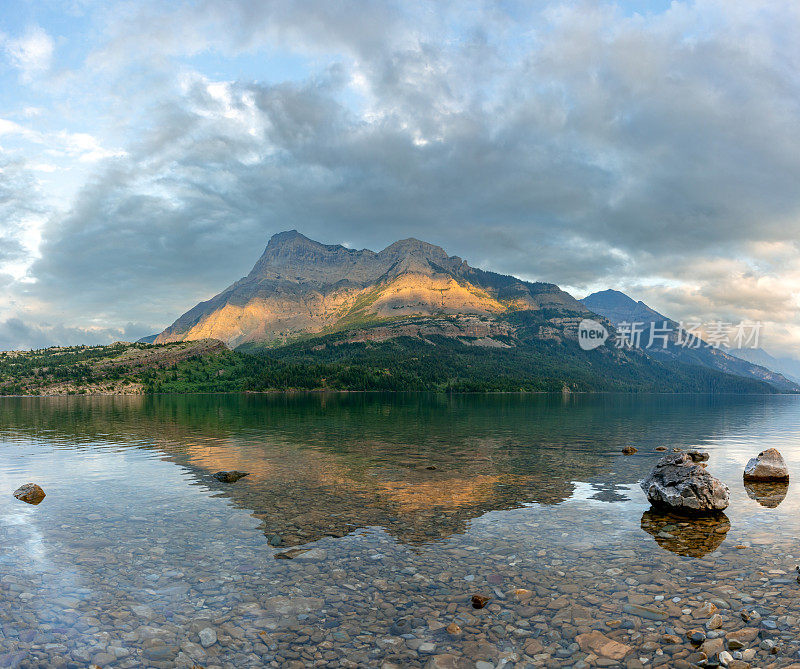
[156,231,590,348]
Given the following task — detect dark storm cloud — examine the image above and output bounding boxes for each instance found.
[14,0,800,351]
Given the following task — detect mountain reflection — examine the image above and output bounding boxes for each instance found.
[0,392,794,547]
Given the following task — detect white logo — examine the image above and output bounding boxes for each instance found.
[578,319,609,351]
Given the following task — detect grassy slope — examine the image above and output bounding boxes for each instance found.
[0,340,227,395]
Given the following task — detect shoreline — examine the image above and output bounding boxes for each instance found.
[0,389,793,398]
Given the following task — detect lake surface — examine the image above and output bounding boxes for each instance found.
[1,393,800,668]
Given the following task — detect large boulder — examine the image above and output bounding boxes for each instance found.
[743,448,789,481]
[640,452,729,514]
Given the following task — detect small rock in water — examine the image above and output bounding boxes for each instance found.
[13,483,46,505]
[743,448,789,481]
[212,470,249,483]
[471,594,491,609]
[274,548,311,559]
[687,449,709,462]
[655,446,667,451]
[622,446,638,455]
[640,451,729,514]
[445,622,461,635]
[198,627,217,648]
[698,601,718,617]
[688,630,706,645]
[622,603,668,621]
[426,465,437,470]
[512,587,533,600]
[575,630,632,660]
[390,618,413,635]
[726,628,759,644]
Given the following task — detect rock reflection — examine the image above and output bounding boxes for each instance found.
[744,480,789,508]
[588,483,631,503]
[640,509,730,557]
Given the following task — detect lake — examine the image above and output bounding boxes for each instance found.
[1,393,799,668]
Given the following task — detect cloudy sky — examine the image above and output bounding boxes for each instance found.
[1,0,799,355]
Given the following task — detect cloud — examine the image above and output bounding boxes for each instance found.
[0,117,125,163]
[0,316,152,352]
[2,0,799,356]
[0,154,44,271]
[4,25,55,82]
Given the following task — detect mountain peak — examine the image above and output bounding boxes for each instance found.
[264,229,317,248]
[583,289,638,308]
[379,237,460,269]
[582,289,669,324]
[382,237,443,253]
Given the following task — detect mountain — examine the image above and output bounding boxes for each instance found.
[156,230,589,348]
[149,232,780,394]
[582,289,799,392]
[726,347,800,385]
[582,289,669,325]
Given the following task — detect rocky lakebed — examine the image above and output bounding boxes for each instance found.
[2,393,800,669]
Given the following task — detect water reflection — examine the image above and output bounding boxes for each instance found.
[744,480,789,508]
[0,393,799,549]
[640,509,730,557]
[3,394,800,667]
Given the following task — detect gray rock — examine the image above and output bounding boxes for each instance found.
[622,603,669,621]
[198,627,217,648]
[640,452,729,514]
[743,448,789,481]
[293,548,327,561]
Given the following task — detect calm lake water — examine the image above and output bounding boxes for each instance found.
[1,393,800,668]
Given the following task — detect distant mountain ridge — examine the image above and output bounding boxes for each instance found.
[582,289,799,392]
[582,289,669,325]
[725,347,800,385]
[156,230,588,348]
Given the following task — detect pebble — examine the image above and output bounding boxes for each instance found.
[198,627,217,648]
